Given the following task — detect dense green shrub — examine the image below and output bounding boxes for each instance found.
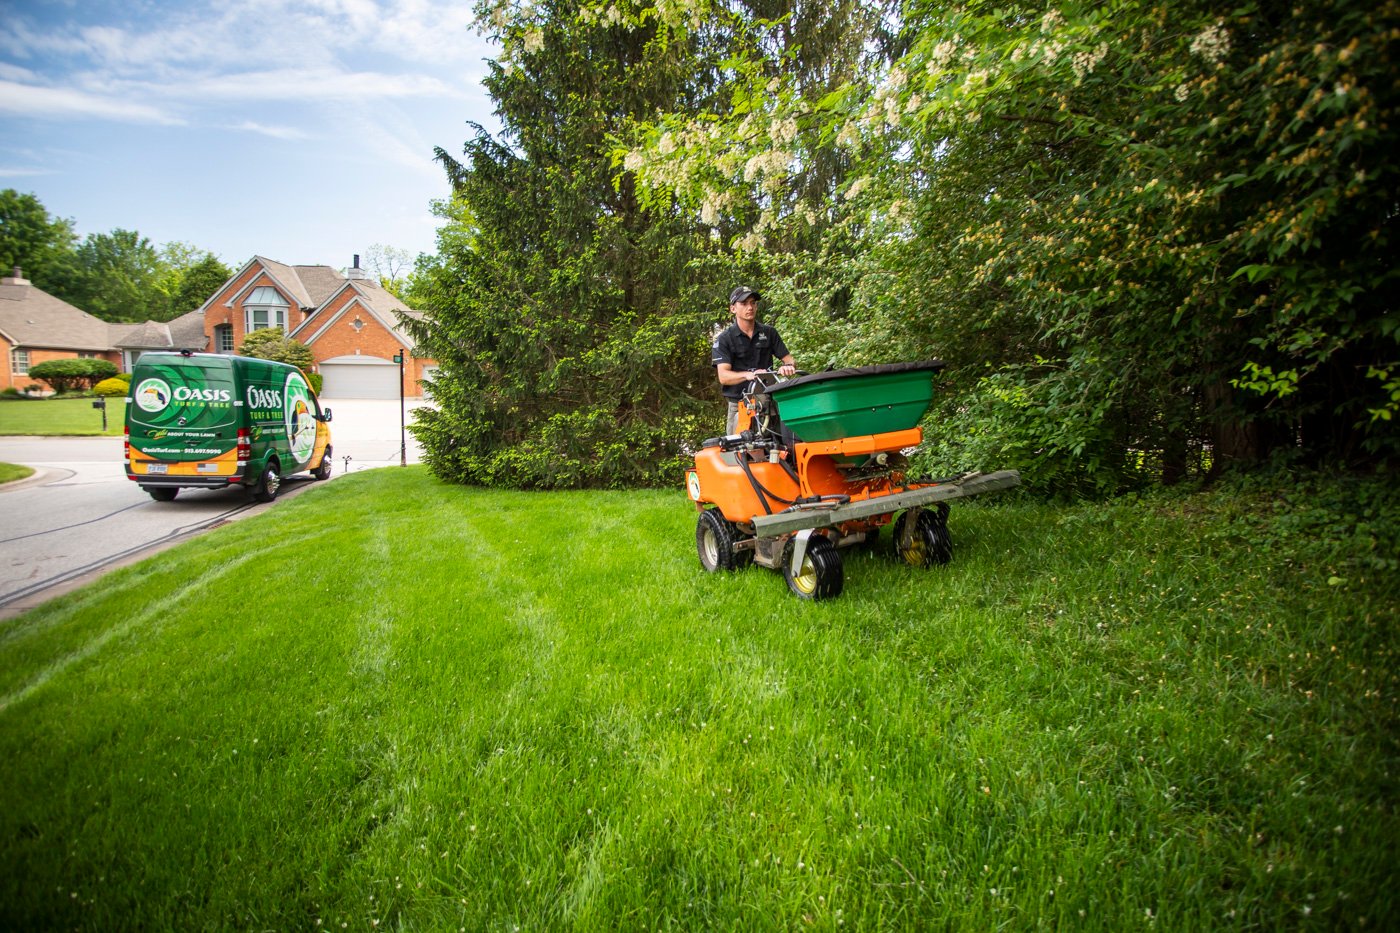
[93,378,129,397]
[307,372,323,395]
[27,358,118,393]
[238,328,314,371]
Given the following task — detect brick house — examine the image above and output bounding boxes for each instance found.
[199,256,435,399]
[1,266,205,392]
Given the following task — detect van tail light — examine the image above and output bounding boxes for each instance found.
[237,428,251,461]
[123,425,130,462]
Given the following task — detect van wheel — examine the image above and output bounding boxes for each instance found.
[253,461,281,502]
[144,487,178,502]
[313,446,333,481]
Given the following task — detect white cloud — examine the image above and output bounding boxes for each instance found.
[231,121,313,140]
[0,79,181,124]
[0,166,57,178]
[169,68,454,103]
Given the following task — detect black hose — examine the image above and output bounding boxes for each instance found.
[737,454,795,515]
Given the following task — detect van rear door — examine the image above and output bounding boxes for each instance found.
[128,354,238,463]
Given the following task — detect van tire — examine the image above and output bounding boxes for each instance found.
[144,486,178,502]
[313,446,333,481]
[253,461,281,502]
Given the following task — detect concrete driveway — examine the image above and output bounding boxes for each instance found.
[0,396,434,616]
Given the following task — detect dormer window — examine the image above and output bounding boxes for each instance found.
[244,286,289,332]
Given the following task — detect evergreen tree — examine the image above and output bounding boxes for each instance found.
[405,1,746,487]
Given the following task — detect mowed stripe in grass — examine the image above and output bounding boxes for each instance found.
[0,467,1394,929]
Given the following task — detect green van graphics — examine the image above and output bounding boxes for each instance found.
[125,351,333,502]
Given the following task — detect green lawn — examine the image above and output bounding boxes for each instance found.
[0,396,125,436]
[0,462,34,484]
[0,468,1394,929]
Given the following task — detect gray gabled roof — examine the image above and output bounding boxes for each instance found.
[109,310,208,350]
[0,278,113,351]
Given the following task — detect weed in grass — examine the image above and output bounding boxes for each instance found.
[0,467,1395,929]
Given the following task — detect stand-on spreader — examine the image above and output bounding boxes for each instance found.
[686,361,1020,600]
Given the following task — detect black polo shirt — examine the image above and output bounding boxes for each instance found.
[711,322,790,400]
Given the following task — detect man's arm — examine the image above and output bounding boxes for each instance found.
[717,362,762,386]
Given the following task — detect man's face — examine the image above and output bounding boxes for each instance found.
[730,296,758,322]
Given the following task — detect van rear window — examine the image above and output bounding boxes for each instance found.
[129,358,237,430]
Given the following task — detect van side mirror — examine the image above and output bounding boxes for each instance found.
[320,407,333,423]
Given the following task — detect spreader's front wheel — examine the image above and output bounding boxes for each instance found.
[784,534,843,600]
[894,508,952,567]
[697,509,752,572]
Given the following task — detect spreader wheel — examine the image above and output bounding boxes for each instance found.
[894,507,953,567]
[696,509,752,572]
[784,535,843,601]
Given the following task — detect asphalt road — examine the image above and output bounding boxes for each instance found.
[0,398,432,617]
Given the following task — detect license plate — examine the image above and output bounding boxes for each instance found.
[197,463,220,473]
[145,463,168,474]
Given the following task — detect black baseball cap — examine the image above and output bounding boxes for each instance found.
[729,286,761,304]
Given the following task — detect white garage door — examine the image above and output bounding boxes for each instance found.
[418,365,439,399]
[318,356,399,399]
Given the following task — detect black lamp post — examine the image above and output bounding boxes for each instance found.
[393,349,406,466]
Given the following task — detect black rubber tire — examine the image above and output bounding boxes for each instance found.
[894,508,953,567]
[313,446,333,481]
[252,460,281,502]
[783,534,843,600]
[144,486,178,502]
[696,509,752,572]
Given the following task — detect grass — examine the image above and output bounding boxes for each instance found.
[0,467,1395,929]
[0,396,125,436]
[0,462,34,484]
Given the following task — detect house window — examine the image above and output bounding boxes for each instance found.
[215,324,234,353]
[244,286,289,332]
[78,352,98,359]
[11,348,29,374]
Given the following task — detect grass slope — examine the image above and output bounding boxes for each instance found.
[0,397,125,436]
[0,468,1394,929]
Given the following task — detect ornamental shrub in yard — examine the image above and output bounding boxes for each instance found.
[27,358,118,393]
[93,378,128,397]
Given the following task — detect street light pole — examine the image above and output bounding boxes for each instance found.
[394,348,406,466]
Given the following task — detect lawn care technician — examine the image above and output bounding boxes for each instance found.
[712,285,796,433]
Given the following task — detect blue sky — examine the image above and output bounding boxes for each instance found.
[0,0,499,271]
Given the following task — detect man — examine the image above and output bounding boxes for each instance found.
[712,285,796,433]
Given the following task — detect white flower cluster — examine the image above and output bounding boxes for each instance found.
[742,149,792,183]
[1174,82,1191,102]
[1071,43,1109,82]
[1190,22,1231,64]
[1041,10,1065,33]
[769,117,798,145]
[927,40,958,71]
[578,4,628,27]
[700,189,725,226]
[844,176,873,200]
[523,27,544,54]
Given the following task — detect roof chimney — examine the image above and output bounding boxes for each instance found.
[2,266,28,286]
[347,254,367,281]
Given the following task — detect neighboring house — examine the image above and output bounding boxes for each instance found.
[198,255,435,399]
[1,266,128,391]
[1,257,437,398]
